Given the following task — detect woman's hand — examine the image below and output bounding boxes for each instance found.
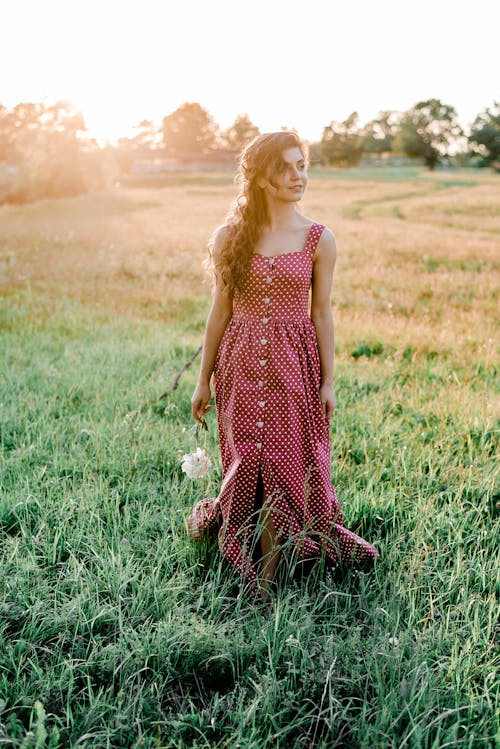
[191,381,212,424]
[320,383,337,422]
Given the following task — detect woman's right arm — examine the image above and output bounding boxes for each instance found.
[191,227,233,424]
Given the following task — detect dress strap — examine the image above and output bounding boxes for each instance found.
[304,223,326,258]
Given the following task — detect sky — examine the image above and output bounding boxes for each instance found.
[2,0,499,145]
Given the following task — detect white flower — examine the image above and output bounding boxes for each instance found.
[181,447,211,479]
[386,634,399,647]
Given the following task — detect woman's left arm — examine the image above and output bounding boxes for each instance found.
[311,228,338,421]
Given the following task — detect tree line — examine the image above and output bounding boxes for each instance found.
[0,98,498,204]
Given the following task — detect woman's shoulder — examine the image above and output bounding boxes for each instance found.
[300,214,334,236]
[210,224,232,257]
[311,221,337,260]
[318,224,336,243]
[212,223,232,241]
[300,215,336,245]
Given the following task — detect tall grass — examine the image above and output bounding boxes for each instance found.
[0,168,498,747]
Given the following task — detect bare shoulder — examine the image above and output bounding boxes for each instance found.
[210,224,232,258]
[315,225,337,261]
[213,223,231,242]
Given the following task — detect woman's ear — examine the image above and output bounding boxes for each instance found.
[257,177,267,189]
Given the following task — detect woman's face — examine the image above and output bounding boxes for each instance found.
[263,146,308,201]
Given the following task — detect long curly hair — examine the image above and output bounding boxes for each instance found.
[207,130,308,294]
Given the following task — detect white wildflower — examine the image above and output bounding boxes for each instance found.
[387,634,399,647]
[181,447,211,479]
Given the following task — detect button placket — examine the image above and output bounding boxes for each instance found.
[255,257,275,452]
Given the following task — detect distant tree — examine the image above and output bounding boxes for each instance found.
[0,101,46,165]
[0,100,112,204]
[221,114,259,152]
[161,102,218,158]
[468,101,500,166]
[362,111,401,154]
[307,141,325,166]
[393,99,463,170]
[115,119,162,173]
[131,119,162,152]
[320,112,363,167]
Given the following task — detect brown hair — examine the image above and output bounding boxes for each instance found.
[207,130,308,294]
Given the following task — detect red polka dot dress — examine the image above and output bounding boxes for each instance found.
[187,223,379,594]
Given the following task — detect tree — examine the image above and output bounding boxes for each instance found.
[307,141,325,166]
[0,101,46,165]
[0,100,112,203]
[393,99,463,170]
[130,119,162,153]
[319,112,363,167]
[161,102,218,158]
[115,119,162,173]
[221,113,259,152]
[362,110,401,154]
[468,101,500,166]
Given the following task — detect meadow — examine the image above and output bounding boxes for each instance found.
[0,166,498,748]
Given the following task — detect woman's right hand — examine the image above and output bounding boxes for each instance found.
[191,381,212,424]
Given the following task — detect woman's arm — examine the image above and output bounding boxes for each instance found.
[191,227,233,423]
[310,227,338,421]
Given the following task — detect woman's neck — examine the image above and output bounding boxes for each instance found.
[265,201,301,231]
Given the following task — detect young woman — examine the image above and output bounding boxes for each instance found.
[188,131,378,601]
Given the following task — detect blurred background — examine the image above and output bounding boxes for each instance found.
[1,0,499,204]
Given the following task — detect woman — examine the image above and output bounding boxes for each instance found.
[188,131,378,601]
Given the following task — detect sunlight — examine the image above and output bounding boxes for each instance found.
[77,102,141,145]
[1,0,498,143]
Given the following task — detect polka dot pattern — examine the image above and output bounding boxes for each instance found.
[187,223,379,594]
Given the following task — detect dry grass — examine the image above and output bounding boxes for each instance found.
[1,167,498,366]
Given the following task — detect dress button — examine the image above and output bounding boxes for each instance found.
[265,276,272,284]
[262,317,269,324]
[263,297,270,305]
[259,359,267,366]
[258,380,265,387]
[258,401,266,407]
[256,421,264,428]
[256,442,262,449]
[260,338,267,345]
[268,258,275,267]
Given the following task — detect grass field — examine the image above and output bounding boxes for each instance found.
[0,166,498,747]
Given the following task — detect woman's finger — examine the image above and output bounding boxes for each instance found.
[192,399,204,420]
[193,401,211,422]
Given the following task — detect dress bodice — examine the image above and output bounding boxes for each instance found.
[232,250,313,323]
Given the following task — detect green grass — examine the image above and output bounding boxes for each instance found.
[0,288,498,747]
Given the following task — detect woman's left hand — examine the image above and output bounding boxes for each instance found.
[320,383,337,422]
